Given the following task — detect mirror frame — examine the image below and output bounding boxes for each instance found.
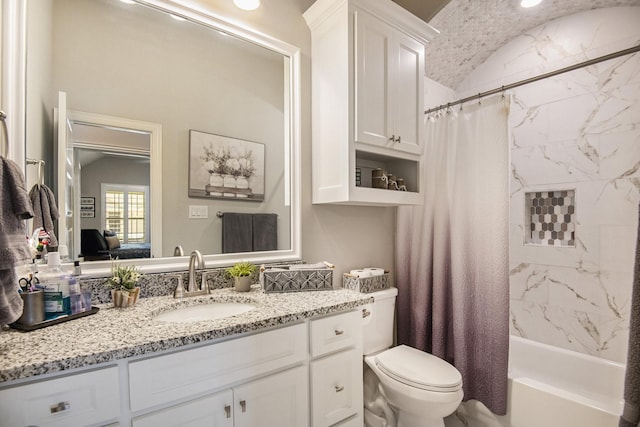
[2,0,302,277]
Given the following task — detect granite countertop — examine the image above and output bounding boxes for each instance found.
[0,286,373,383]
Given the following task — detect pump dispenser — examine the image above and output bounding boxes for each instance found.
[38,252,71,318]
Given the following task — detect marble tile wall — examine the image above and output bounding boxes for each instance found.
[455,6,640,363]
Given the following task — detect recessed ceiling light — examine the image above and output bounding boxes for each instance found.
[233,0,261,11]
[520,0,542,7]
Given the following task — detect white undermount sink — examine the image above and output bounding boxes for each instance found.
[154,302,256,323]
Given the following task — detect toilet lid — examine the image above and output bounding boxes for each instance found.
[375,345,462,392]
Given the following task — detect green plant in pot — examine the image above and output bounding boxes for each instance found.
[105,260,142,307]
[227,261,256,292]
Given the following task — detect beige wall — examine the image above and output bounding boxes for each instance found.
[196,0,397,281]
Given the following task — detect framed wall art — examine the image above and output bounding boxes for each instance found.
[188,130,265,201]
[80,196,95,218]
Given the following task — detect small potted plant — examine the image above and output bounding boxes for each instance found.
[106,261,142,307]
[226,261,256,292]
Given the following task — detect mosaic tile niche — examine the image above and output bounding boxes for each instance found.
[525,190,575,247]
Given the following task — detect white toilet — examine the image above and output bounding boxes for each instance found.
[362,287,463,427]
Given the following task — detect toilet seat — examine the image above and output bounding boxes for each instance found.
[375,345,462,392]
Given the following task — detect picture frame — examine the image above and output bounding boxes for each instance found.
[80,196,95,218]
[188,130,265,201]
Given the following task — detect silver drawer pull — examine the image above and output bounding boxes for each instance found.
[334,385,344,392]
[50,401,70,413]
[362,308,371,318]
[225,404,231,418]
[240,399,247,413]
[334,329,344,335]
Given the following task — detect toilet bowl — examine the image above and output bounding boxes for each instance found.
[362,288,463,427]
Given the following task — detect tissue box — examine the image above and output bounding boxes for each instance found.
[260,264,334,293]
[342,272,391,293]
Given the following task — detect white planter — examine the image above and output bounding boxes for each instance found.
[236,176,249,189]
[209,173,223,187]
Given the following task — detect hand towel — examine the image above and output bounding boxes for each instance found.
[29,183,60,248]
[619,202,640,427]
[222,213,253,253]
[252,213,277,252]
[0,157,33,324]
[0,157,33,269]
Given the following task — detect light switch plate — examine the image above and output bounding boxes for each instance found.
[188,205,208,219]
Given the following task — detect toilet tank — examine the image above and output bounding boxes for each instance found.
[362,287,398,355]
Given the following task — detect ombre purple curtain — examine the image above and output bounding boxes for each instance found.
[395,95,510,415]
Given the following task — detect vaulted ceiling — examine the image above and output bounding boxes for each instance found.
[299,0,640,90]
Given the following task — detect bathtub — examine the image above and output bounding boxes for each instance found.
[446,336,626,427]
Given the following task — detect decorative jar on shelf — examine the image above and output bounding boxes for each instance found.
[223,174,237,189]
[236,176,249,190]
[209,173,223,187]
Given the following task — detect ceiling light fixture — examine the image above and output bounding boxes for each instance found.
[520,0,542,8]
[233,0,261,11]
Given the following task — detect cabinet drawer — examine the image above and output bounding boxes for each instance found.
[0,366,119,427]
[310,348,363,427]
[309,310,362,358]
[129,323,307,412]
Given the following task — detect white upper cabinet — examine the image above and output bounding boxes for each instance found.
[304,0,436,206]
[355,10,424,155]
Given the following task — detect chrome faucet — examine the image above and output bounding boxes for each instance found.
[174,250,208,298]
[173,245,184,256]
[187,250,205,292]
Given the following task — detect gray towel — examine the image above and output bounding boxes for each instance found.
[620,202,640,427]
[0,157,33,324]
[0,157,33,269]
[222,213,253,253]
[252,214,277,252]
[29,183,59,248]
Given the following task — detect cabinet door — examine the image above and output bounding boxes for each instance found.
[310,348,362,427]
[391,30,424,155]
[133,389,233,427]
[355,10,393,148]
[234,365,309,427]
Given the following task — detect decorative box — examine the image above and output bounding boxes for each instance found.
[260,262,334,293]
[342,272,391,293]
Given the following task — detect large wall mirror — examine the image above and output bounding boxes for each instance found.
[11,0,301,275]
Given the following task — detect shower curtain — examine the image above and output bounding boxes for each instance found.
[395,95,510,415]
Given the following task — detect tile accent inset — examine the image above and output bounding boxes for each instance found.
[525,190,576,247]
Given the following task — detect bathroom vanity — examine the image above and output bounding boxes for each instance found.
[0,288,371,427]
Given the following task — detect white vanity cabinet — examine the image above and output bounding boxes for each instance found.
[132,366,308,427]
[304,0,437,206]
[309,310,363,426]
[0,366,120,427]
[0,308,365,427]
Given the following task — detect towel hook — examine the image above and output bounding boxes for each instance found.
[26,158,46,187]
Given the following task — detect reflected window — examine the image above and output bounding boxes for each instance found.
[103,184,149,243]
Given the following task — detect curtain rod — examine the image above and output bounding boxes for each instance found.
[424,44,640,115]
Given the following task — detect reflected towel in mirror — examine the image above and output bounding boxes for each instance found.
[222,213,277,253]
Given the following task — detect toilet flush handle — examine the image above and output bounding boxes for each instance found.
[334,329,344,335]
[362,308,371,318]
